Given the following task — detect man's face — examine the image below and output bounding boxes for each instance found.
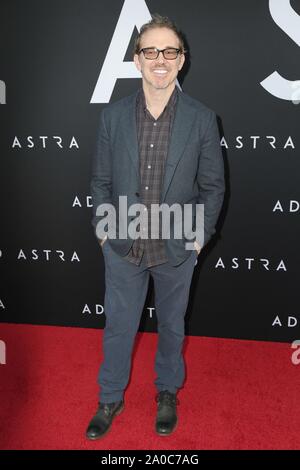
[134,27,185,91]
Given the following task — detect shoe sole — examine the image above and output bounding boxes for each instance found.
[86,402,125,441]
[155,418,178,437]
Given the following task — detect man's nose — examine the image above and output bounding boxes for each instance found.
[157,51,166,63]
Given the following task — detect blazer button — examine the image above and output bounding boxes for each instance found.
[135,192,140,197]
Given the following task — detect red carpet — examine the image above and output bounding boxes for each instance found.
[0,323,299,450]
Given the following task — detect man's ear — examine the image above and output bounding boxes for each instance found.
[134,54,141,72]
[179,53,185,71]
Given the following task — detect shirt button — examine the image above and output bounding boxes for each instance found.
[153,122,157,126]
[147,165,151,169]
[145,186,149,190]
[150,144,154,148]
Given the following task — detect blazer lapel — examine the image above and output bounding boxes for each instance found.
[121,90,140,179]
[161,91,197,202]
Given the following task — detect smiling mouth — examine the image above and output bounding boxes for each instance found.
[152,69,168,75]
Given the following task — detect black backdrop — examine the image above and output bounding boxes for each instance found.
[0,0,299,342]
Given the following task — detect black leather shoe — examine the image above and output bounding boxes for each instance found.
[86,400,124,440]
[155,391,178,436]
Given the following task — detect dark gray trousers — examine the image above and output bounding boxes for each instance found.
[98,240,198,403]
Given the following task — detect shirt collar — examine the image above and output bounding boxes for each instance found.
[137,86,178,117]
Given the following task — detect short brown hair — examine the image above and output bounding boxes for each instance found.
[133,13,186,55]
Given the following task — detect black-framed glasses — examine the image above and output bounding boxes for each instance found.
[139,47,182,60]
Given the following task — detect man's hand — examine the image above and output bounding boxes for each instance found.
[194,241,201,255]
[99,235,108,248]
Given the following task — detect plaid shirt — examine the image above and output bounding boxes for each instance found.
[124,86,178,267]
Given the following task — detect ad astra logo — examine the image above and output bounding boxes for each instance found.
[0,340,6,365]
[10,135,296,152]
[83,304,104,315]
[215,257,287,271]
[72,196,298,213]
[17,249,80,262]
[90,0,300,103]
[83,304,156,318]
[12,136,79,149]
[220,135,295,150]
[73,196,93,208]
[273,200,300,213]
[261,0,300,103]
[91,0,154,103]
[273,315,299,328]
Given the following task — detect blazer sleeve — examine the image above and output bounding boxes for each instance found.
[196,111,225,247]
[90,108,113,239]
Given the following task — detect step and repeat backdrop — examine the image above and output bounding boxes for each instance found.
[0,0,299,342]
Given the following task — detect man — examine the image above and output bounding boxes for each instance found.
[87,14,225,439]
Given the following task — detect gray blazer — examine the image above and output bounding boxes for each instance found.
[90,88,225,266]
